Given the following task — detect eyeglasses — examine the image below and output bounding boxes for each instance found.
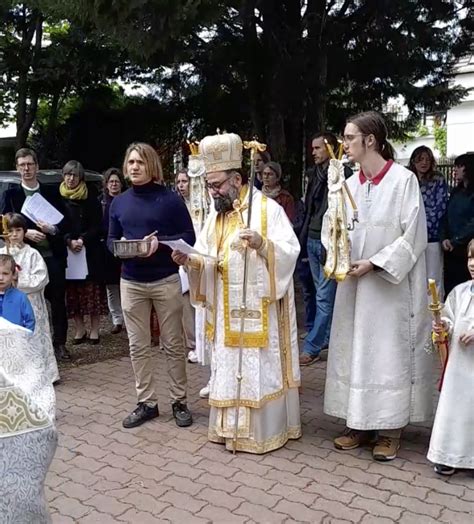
[17,162,36,169]
[64,172,80,178]
[342,134,367,144]
[206,176,233,192]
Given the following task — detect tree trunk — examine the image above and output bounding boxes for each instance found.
[259,0,304,193]
[304,0,329,142]
[239,1,265,140]
[16,8,43,149]
[39,90,62,165]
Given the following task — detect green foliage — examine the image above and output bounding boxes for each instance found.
[33,84,184,172]
[1,0,471,180]
[416,124,430,138]
[0,1,128,150]
[434,125,447,157]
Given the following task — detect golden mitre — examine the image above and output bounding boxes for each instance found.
[200,132,243,174]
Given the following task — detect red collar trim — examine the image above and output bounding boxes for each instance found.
[359,159,394,185]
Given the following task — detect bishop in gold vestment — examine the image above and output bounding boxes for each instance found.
[173,133,302,453]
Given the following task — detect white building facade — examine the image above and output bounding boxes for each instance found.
[446,54,474,157]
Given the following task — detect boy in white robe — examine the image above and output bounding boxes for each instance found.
[1,213,60,383]
[428,240,474,475]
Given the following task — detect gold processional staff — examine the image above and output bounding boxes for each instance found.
[322,139,358,281]
[0,215,10,254]
[428,279,449,390]
[232,138,267,454]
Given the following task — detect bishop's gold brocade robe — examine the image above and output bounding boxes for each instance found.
[186,187,302,453]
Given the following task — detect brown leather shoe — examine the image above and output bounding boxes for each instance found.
[334,429,376,450]
[111,324,123,334]
[299,353,321,366]
[372,436,400,461]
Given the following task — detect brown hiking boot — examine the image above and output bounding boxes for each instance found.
[372,436,400,461]
[334,429,376,450]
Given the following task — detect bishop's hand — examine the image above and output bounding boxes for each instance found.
[239,229,263,250]
[172,249,189,266]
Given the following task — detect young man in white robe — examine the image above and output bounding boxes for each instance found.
[428,240,474,475]
[1,213,59,383]
[172,132,302,454]
[323,111,433,461]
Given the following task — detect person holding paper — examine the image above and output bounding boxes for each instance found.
[61,160,107,345]
[3,148,71,361]
[108,142,195,429]
[172,132,302,454]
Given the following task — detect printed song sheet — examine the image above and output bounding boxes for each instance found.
[160,239,215,259]
[21,193,64,225]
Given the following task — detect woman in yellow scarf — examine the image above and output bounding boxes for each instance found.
[61,160,107,345]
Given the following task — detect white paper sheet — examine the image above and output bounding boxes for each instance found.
[21,193,64,225]
[179,266,189,294]
[160,238,215,259]
[65,247,88,280]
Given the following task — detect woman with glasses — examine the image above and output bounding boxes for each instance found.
[102,168,127,334]
[408,146,448,297]
[323,111,432,462]
[61,160,107,345]
[261,161,295,222]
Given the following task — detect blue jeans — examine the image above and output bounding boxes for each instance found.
[296,256,316,331]
[303,238,337,357]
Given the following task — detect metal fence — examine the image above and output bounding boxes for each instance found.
[437,162,456,192]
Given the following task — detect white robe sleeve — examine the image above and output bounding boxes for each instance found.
[370,174,428,285]
[261,203,300,301]
[18,249,49,294]
[441,288,457,335]
[186,212,216,307]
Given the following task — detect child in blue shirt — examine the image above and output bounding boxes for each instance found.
[0,253,35,331]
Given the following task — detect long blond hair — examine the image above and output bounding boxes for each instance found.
[123,143,164,184]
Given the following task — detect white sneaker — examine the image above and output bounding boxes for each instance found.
[199,384,210,398]
[188,350,198,363]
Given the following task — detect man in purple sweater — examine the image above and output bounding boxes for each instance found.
[108,143,195,428]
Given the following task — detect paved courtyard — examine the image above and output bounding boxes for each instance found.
[47,348,473,524]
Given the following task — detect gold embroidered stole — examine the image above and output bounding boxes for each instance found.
[205,189,271,348]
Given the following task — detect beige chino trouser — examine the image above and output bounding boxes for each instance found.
[121,274,187,405]
[182,291,196,351]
